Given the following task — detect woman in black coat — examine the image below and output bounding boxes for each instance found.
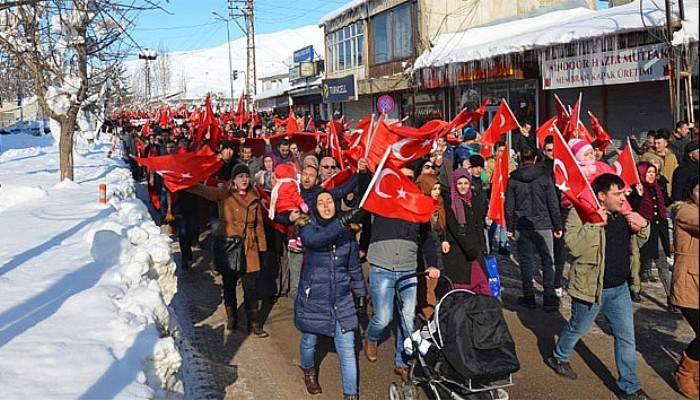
[442,168,487,291]
[294,191,367,399]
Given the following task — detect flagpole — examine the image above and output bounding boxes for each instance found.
[553,126,600,209]
[359,146,392,208]
[364,113,376,158]
[628,137,642,184]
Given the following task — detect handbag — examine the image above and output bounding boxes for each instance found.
[213,207,248,274]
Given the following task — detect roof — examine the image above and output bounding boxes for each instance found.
[414,0,699,69]
[256,82,290,101]
[319,0,367,26]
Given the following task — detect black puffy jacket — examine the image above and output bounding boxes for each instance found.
[505,163,562,232]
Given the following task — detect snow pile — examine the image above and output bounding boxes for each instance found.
[415,0,699,69]
[319,0,367,26]
[0,135,184,399]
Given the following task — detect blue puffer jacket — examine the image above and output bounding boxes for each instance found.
[294,218,368,337]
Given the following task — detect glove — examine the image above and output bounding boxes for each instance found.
[338,208,367,227]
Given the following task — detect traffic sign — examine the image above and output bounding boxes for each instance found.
[377,95,395,114]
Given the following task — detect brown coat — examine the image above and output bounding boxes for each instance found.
[187,184,267,273]
[671,202,699,309]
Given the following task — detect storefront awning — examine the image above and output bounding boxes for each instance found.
[414,0,699,70]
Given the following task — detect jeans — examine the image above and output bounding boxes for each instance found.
[366,265,417,368]
[553,283,641,395]
[516,230,555,297]
[288,251,303,298]
[489,223,510,251]
[553,234,567,290]
[300,321,358,395]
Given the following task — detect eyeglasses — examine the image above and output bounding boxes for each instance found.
[321,165,336,169]
[423,164,435,170]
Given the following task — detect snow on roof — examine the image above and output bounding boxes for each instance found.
[256,81,291,101]
[319,0,367,26]
[415,0,699,69]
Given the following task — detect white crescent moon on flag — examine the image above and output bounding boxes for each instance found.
[613,161,623,176]
[374,168,400,199]
[391,138,431,161]
[552,159,571,191]
[498,114,506,128]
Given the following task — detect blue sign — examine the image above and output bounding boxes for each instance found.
[322,75,355,103]
[377,95,395,114]
[293,45,314,63]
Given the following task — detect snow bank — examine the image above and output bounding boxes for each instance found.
[0,135,184,399]
[0,132,54,154]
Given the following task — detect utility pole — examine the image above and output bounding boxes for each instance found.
[212,12,235,105]
[229,0,256,112]
[138,49,157,103]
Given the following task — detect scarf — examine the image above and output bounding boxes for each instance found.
[450,168,473,225]
[636,161,667,220]
[415,173,446,232]
[312,190,336,226]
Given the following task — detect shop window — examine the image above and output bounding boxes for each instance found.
[509,80,538,126]
[371,3,414,65]
[326,21,364,73]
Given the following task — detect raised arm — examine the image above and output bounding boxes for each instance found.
[186,183,229,202]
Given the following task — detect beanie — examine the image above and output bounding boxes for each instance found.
[568,138,593,162]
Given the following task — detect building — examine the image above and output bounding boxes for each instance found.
[319,0,596,125]
[256,71,291,114]
[412,0,699,138]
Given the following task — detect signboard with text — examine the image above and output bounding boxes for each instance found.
[322,75,356,103]
[541,44,670,90]
[293,45,314,63]
[299,62,316,77]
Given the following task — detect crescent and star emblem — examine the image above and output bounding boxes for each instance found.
[391,138,431,161]
[156,170,193,182]
[552,159,570,192]
[374,168,405,199]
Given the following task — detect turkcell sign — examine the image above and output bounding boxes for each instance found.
[322,75,356,103]
[293,45,314,63]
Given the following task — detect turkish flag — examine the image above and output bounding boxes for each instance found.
[134,146,224,192]
[321,169,353,189]
[328,118,346,167]
[563,93,582,140]
[305,118,316,132]
[612,141,640,188]
[362,164,437,223]
[552,127,603,224]
[536,116,558,148]
[482,99,519,147]
[364,119,435,171]
[487,144,510,227]
[193,95,222,150]
[554,94,570,133]
[588,111,612,152]
[140,121,151,137]
[442,97,490,137]
[234,93,249,127]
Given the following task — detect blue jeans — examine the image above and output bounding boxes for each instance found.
[553,283,641,395]
[300,322,357,395]
[366,265,417,368]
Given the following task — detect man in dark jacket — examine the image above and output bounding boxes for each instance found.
[671,141,699,202]
[506,146,563,311]
[363,169,441,382]
[510,121,537,155]
[669,120,692,161]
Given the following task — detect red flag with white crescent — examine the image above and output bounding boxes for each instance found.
[487,143,510,227]
[612,141,640,189]
[536,116,558,148]
[588,111,612,152]
[134,146,223,192]
[362,163,437,223]
[481,99,519,147]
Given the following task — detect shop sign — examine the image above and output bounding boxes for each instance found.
[293,45,314,63]
[377,95,395,114]
[289,64,301,81]
[299,61,316,77]
[322,75,356,103]
[541,43,670,90]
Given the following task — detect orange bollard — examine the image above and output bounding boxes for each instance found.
[99,183,107,204]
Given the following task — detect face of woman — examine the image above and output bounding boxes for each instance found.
[430,183,441,200]
[234,173,250,191]
[456,177,471,195]
[582,148,596,162]
[290,144,299,154]
[263,157,274,171]
[316,193,336,220]
[644,166,657,184]
[421,163,435,175]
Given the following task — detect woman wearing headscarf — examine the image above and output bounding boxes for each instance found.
[442,168,487,292]
[628,161,672,308]
[294,191,367,399]
[670,176,699,399]
[186,164,269,337]
[415,173,447,320]
[255,154,275,192]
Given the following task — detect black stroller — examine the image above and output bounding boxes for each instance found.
[388,272,520,400]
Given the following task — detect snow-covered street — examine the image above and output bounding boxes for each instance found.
[0,134,183,399]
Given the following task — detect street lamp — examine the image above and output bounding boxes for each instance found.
[138,48,157,101]
[212,11,235,105]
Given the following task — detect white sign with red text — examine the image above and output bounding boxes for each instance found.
[542,44,670,90]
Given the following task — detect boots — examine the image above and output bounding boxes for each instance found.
[225,306,238,331]
[675,352,699,399]
[300,367,322,395]
[247,310,269,338]
[363,337,377,362]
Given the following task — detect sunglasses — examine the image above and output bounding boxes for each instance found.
[321,165,336,169]
[423,164,435,169]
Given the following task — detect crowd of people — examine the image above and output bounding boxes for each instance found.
[111,107,698,400]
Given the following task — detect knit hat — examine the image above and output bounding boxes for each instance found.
[568,138,593,162]
[462,127,477,141]
[685,141,699,155]
[468,154,485,168]
[231,163,251,178]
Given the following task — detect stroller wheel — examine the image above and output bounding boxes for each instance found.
[388,382,403,400]
[401,381,418,400]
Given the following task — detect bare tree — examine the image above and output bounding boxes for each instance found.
[0,0,162,181]
[154,41,171,97]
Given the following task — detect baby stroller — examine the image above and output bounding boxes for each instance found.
[389,272,520,400]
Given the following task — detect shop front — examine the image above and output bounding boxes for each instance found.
[453,79,539,131]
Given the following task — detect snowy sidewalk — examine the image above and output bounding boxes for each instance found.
[0,135,182,399]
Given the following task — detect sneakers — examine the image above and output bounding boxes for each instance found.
[617,389,653,400]
[546,356,578,380]
[543,295,560,312]
[518,295,537,309]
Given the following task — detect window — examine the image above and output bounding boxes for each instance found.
[371,3,413,64]
[326,21,364,72]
